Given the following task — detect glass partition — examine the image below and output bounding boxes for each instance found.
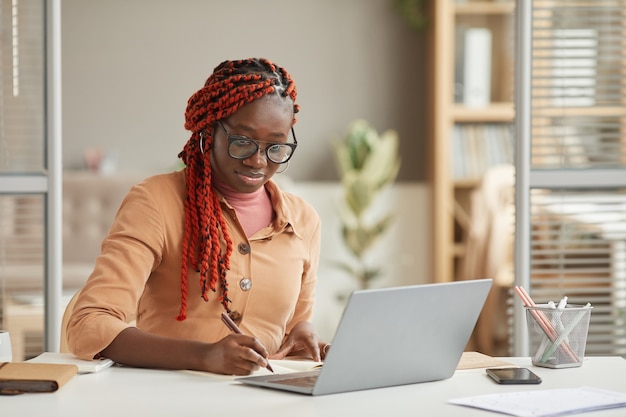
[0,0,57,360]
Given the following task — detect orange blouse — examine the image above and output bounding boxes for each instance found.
[66,170,321,360]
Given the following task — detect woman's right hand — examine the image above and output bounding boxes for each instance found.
[200,333,271,375]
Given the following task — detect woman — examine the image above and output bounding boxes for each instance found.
[66,58,326,375]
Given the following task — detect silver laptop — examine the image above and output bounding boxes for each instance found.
[236,278,493,395]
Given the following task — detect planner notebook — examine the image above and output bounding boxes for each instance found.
[236,278,493,395]
[0,362,78,395]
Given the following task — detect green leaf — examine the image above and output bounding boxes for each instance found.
[341,214,395,258]
[360,129,401,189]
[343,174,376,216]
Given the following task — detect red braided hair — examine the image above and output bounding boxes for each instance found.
[176,58,300,320]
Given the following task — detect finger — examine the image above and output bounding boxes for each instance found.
[310,343,321,362]
[239,342,270,368]
[249,338,270,360]
[270,338,295,359]
[226,348,264,376]
[229,360,259,376]
[232,334,270,359]
[320,343,331,360]
[294,335,320,361]
[270,345,291,360]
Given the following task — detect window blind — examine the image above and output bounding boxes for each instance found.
[0,0,47,360]
[529,190,626,356]
[0,0,46,173]
[530,1,626,170]
[523,0,626,357]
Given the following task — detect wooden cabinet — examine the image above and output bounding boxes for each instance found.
[429,1,515,283]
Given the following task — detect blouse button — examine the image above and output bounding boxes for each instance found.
[238,242,251,255]
[239,278,252,291]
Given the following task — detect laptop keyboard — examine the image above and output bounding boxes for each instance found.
[271,375,318,388]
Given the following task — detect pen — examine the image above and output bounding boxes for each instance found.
[554,296,567,335]
[220,312,274,373]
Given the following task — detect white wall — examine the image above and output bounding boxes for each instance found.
[60,0,429,182]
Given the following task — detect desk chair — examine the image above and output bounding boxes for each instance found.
[457,164,515,356]
[60,289,81,353]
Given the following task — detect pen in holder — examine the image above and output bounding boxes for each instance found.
[525,304,592,369]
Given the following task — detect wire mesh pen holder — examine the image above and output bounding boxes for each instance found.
[525,304,592,369]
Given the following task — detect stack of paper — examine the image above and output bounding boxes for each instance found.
[27,352,114,374]
[450,386,626,417]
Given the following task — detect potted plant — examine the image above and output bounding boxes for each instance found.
[332,119,401,291]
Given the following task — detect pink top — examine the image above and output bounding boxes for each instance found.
[212,175,273,237]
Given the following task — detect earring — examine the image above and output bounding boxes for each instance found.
[276,161,290,174]
[199,132,206,154]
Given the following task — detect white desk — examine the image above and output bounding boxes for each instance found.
[1,357,625,417]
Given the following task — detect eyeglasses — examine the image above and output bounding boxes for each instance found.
[217,121,297,164]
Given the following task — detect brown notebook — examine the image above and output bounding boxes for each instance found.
[0,362,78,395]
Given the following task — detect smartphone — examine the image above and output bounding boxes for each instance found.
[486,367,542,384]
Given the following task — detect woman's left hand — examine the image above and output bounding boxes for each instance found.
[270,321,329,362]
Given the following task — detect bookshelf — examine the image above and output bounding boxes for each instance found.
[429,0,515,283]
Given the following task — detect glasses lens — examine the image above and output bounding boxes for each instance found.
[228,136,258,159]
[228,136,293,164]
[267,144,293,163]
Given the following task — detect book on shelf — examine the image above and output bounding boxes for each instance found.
[451,123,513,181]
